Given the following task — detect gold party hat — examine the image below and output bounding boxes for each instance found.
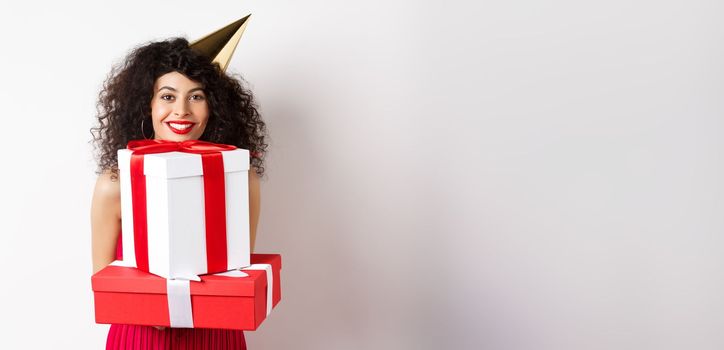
[190,15,251,72]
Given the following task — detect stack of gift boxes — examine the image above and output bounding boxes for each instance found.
[91,140,281,330]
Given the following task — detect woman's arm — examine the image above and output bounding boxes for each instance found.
[249,168,261,253]
[91,172,121,274]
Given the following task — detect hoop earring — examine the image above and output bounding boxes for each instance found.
[141,118,154,140]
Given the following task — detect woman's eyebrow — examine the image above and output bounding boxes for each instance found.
[158,86,204,93]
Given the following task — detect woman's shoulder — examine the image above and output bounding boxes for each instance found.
[93,170,120,200]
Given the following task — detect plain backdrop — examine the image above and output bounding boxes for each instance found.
[1,1,723,349]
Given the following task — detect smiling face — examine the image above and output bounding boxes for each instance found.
[150,72,210,141]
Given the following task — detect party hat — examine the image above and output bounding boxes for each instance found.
[190,15,251,72]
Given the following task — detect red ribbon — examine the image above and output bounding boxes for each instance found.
[127,140,237,274]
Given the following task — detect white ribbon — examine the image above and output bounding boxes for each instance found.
[165,264,273,328]
[241,264,274,316]
[214,270,249,278]
[167,278,194,328]
[107,260,199,328]
[109,260,135,267]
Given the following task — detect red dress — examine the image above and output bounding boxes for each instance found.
[106,235,247,350]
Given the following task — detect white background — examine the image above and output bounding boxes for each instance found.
[1,1,723,349]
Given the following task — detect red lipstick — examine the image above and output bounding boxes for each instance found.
[166,120,195,135]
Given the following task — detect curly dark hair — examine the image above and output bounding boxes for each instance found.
[91,37,267,177]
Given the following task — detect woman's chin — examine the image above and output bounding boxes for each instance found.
[155,133,200,142]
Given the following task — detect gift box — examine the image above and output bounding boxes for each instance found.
[92,254,281,330]
[118,140,251,279]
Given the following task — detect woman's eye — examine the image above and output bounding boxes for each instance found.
[161,94,174,101]
[190,94,206,101]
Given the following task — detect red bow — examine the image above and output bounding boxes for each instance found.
[127,139,237,154]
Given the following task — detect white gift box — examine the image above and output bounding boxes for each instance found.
[118,148,251,279]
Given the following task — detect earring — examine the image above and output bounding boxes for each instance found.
[141,118,154,140]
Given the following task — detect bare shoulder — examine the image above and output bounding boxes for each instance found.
[93,171,120,201]
[249,167,260,184]
[91,171,121,273]
[248,168,261,195]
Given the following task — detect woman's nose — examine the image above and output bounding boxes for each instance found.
[173,101,189,116]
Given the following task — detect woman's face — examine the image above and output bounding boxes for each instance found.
[150,71,209,141]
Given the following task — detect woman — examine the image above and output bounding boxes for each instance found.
[90,38,267,349]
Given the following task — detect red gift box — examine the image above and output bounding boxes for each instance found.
[92,254,281,330]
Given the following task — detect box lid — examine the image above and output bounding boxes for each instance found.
[92,254,281,297]
[118,148,249,179]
